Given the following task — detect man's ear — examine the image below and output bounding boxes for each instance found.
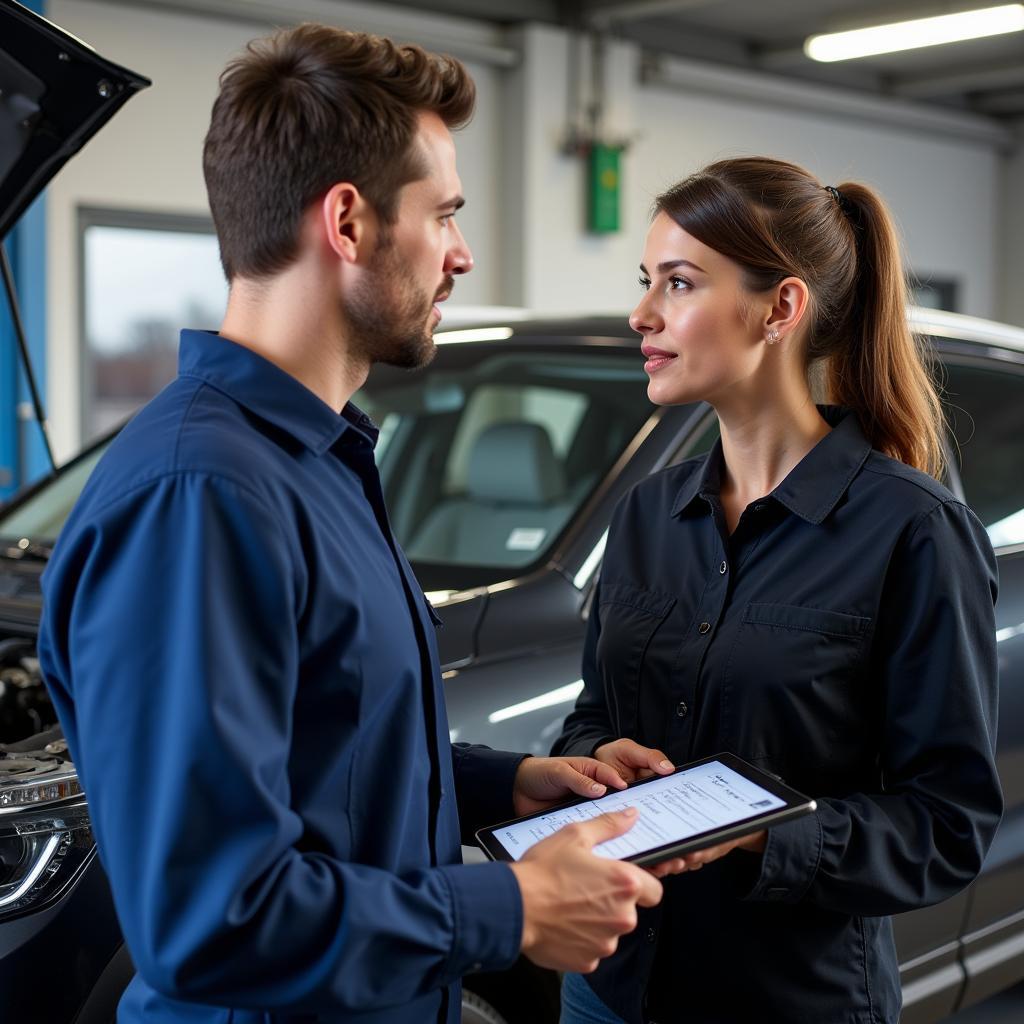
[320,182,370,264]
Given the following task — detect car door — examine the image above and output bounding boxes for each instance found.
[931,351,1024,1010]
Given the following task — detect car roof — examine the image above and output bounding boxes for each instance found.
[436,306,1024,357]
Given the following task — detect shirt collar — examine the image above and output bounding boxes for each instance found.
[177,330,378,455]
[671,406,872,525]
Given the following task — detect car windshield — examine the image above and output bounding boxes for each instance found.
[358,339,652,590]
[0,336,654,587]
[0,445,109,550]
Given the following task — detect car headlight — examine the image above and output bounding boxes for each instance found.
[0,756,94,921]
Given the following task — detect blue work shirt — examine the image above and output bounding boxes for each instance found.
[554,407,1002,1024]
[39,330,525,1023]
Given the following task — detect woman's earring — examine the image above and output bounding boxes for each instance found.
[766,328,780,345]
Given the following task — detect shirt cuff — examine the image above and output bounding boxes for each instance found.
[437,861,523,984]
[739,810,822,904]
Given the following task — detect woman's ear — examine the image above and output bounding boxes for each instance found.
[764,277,810,344]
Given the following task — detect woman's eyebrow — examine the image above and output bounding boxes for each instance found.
[639,258,707,275]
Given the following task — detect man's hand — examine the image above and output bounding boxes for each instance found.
[510,808,663,973]
[593,738,675,783]
[512,756,628,816]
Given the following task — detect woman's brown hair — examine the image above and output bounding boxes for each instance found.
[203,23,475,281]
[655,157,945,478]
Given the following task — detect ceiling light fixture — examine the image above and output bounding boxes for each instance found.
[805,4,1024,62]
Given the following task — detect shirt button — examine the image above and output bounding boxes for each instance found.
[676,701,688,718]
[719,561,727,574]
[698,621,711,635]
[646,927,657,942]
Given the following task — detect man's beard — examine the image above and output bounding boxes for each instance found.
[344,233,451,370]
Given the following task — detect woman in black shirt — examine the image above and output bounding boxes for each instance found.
[553,157,1002,1024]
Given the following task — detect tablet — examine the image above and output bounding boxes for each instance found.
[476,752,816,867]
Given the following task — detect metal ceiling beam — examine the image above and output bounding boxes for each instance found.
[642,52,1016,149]
[893,62,1024,99]
[586,0,720,28]
[99,0,521,67]
[370,0,558,20]
[973,89,1024,113]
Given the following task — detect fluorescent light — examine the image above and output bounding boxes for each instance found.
[434,326,513,345]
[488,680,585,724]
[805,4,1024,62]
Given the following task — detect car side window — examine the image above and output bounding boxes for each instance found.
[671,408,719,464]
[943,361,1024,548]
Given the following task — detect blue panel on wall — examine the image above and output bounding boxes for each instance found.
[1,0,49,502]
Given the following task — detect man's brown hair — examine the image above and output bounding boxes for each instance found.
[203,23,475,280]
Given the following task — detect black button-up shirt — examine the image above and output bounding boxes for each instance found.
[553,407,1002,1024]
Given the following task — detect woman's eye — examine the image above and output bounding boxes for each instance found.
[668,276,691,291]
[439,215,452,226]
[638,276,651,291]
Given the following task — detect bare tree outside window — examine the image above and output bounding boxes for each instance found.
[80,209,227,443]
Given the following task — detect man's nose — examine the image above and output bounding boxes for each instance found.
[445,221,473,276]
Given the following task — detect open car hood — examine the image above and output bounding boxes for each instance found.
[0,0,150,240]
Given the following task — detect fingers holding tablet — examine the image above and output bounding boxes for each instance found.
[509,807,663,973]
[593,738,675,783]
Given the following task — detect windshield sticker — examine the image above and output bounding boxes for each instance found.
[506,528,547,551]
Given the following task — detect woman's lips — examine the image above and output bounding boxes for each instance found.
[642,346,677,374]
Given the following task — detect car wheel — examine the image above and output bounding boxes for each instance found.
[462,988,510,1024]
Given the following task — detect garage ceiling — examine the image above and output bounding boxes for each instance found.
[372,0,1024,120]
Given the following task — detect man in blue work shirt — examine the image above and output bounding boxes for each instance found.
[38,22,670,1024]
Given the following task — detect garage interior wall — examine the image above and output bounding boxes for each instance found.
[42,0,1016,461]
[45,0,504,461]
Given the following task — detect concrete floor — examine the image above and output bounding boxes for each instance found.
[943,983,1024,1022]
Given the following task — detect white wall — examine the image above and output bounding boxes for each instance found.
[509,25,1003,320]
[45,0,504,460]
[41,6,1017,458]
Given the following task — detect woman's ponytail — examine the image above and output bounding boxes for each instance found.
[827,183,945,478]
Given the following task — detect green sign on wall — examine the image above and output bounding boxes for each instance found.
[588,144,621,234]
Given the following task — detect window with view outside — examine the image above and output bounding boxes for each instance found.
[82,213,227,444]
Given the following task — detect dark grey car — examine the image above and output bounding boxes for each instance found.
[1,308,1023,1022]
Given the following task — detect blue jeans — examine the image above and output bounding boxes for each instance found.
[560,972,627,1024]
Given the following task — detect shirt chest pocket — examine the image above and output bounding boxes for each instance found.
[721,602,872,778]
[596,583,676,738]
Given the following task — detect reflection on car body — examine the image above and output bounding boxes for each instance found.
[1,309,1023,1022]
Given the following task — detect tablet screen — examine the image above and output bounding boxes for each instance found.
[491,758,786,861]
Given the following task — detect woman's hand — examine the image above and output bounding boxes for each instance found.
[512,756,629,816]
[672,830,767,872]
[593,738,676,783]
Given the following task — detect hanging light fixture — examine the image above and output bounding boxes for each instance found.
[805,4,1024,62]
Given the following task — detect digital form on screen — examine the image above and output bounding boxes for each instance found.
[494,760,786,861]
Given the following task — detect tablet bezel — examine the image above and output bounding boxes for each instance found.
[475,751,816,867]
